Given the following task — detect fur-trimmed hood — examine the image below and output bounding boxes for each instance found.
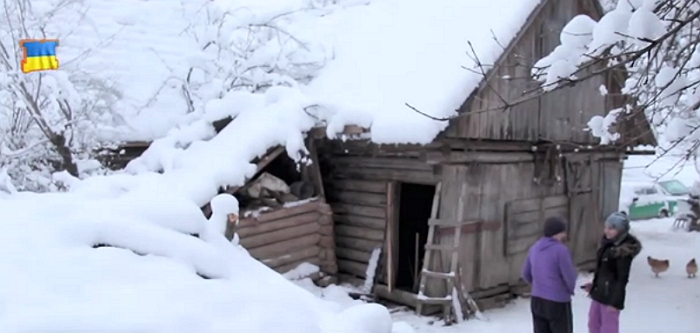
[603,233,642,258]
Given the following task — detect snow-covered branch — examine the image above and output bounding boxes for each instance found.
[0,0,123,191]
[533,0,700,155]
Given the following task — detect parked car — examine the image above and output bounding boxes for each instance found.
[625,180,691,220]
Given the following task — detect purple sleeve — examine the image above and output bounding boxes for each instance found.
[521,251,533,284]
[557,246,578,295]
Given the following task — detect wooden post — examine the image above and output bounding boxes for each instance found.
[385,181,399,292]
[306,139,326,198]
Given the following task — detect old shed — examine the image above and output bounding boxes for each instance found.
[315,0,656,312]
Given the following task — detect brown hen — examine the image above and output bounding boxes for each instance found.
[687,258,697,278]
[647,256,670,278]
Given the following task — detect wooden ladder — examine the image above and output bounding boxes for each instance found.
[415,183,477,324]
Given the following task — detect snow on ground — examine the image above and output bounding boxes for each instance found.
[391,219,700,333]
[0,186,406,332]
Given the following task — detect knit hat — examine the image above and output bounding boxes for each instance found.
[605,212,630,233]
[543,216,567,237]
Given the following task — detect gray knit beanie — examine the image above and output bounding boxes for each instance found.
[605,212,630,233]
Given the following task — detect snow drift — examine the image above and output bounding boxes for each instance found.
[0,184,399,332]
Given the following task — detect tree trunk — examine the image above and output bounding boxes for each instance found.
[51,133,78,177]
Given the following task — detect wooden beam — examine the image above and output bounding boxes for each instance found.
[226,146,285,194]
[308,124,370,139]
[423,151,534,165]
[436,220,501,236]
[305,138,326,198]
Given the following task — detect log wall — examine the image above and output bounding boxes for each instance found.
[323,155,439,282]
[326,179,387,281]
[230,199,338,277]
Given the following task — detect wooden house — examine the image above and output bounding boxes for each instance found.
[98,0,656,314]
[312,0,656,311]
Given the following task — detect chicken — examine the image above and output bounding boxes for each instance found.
[687,258,697,278]
[647,256,670,277]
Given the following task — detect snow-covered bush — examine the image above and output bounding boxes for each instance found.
[0,0,123,191]
[532,0,700,156]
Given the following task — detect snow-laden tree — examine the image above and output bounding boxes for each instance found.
[0,0,123,191]
[124,1,333,175]
[176,1,327,115]
[531,0,700,168]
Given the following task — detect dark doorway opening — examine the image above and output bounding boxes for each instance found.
[396,183,436,292]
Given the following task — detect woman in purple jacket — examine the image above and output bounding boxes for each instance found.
[521,216,578,333]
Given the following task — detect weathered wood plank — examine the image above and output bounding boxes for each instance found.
[333,168,439,184]
[264,246,321,268]
[338,273,366,287]
[436,220,502,236]
[331,156,433,171]
[505,195,570,256]
[337,259,369,278]
[543,195,568,209]
[235,211,320,238]
[329,190,387,206]
[334,214,386,230]
[336,246,373,263]
[335,235,383,253]
[327,179,387,193]
[248,233,321,259]
[332,203,386,219]
[424,151,534,165]
[240,221,320,249]
[240,200,321,224]
[507,198,541,214]
[336,225,385,242]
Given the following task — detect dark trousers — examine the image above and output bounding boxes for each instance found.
[530,296,573,333]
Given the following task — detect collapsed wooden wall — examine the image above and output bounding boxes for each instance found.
[229,199,338,277]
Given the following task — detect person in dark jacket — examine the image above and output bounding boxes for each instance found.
[584,212,642,333]
[521,216,578,333]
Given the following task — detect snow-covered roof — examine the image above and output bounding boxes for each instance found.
[84,0,544,145]
[86,0,548,206]
[299,0,544,144]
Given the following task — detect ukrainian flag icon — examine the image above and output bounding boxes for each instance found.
[20,39,59,74]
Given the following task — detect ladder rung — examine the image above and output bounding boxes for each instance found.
[425,244,457,252]
[428,218,482,227]
[416,293,452,304]
[421,270,455,279]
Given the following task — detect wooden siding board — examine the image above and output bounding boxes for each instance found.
[446,0,614,144]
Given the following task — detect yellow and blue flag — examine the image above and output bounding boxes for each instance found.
[20,39,59,74]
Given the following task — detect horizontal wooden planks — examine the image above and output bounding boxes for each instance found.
[328,190,386,206]
[326,176,389,279]
[232,200,336,276]
[504,195,569,256]
[327,179,387,194]
[328,155,440,184]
